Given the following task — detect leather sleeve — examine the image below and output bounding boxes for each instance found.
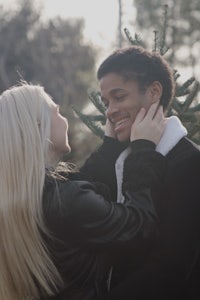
[122,139,167,193]
[78,137,127,199]
[44,140,166,249]
[44,181,158,249]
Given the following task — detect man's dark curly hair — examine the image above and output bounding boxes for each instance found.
[97,46,175,111]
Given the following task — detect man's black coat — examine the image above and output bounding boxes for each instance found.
[81,136,200,300]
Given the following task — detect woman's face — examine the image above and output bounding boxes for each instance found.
[49,100,71,158]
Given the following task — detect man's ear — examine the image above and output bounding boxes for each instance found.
[147,81,163,104]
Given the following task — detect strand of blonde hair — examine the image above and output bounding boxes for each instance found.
[0,85,63,299]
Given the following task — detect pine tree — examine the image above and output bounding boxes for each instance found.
[72,91,106,139]
[73,4,200,143]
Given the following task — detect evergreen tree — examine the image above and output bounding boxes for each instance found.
[0,0,98,164]
[132,0,200,75]
[74,4,200,144]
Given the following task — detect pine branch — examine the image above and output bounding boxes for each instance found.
[88,91,106,115]
[180,81,200,114]
[152,30,159,52]
[188,103,200,113]
[159,4,169,55]
[124,28,143,46]
[169,97,183,114]
[173,70,181,81]
[187,122,200,139]
[179,112,197,123]
[72,106,105,139]
[84,114,106,124]
[175,77,196,97]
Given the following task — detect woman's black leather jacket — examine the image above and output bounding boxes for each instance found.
[42,139,166,300]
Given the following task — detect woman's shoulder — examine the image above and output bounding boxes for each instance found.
[43,174,111,215]
[43,175,112,238]
[43,177,92,231]
[43,173,87,205]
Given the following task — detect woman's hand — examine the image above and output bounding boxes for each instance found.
[130,102,166,145]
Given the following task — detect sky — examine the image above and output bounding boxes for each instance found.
[0,0,136,63]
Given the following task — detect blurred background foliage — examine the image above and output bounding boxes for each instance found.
[133,0,200,75]
[0,0,100,165]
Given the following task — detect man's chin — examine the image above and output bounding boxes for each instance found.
[116,134,130,143]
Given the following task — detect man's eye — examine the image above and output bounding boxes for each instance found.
[116,95,125,101]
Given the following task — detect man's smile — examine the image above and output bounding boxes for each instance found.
[113,117,130,133]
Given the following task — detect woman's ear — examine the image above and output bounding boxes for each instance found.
[148,81,163,104]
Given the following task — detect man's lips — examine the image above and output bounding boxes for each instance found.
[114,118,129,132]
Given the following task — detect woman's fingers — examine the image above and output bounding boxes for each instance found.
[153,105,164,123]
[134,107,146,124]
[144,102,159,120]
[130,103,166,145]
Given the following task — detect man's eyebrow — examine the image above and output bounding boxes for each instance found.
[109,88,126,95]
[101,88,126,99]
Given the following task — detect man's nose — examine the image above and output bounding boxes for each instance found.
[106,103,119,119]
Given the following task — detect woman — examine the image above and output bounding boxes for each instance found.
[0,83,166,300]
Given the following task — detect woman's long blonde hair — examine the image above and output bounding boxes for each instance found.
[0,84,63,299]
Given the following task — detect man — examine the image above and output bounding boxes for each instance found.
[80,45,200,300]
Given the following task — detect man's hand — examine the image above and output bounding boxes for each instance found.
[130,103,166,145]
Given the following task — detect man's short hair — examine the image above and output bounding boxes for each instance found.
[97,45,175,111]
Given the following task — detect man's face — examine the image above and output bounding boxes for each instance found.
[99,72,153,142]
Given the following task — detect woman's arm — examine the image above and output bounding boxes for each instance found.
[77,136,127,200]
[44,143,166,249]
[47,103,166,247]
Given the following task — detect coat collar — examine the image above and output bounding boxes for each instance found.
[115,116,187,203]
